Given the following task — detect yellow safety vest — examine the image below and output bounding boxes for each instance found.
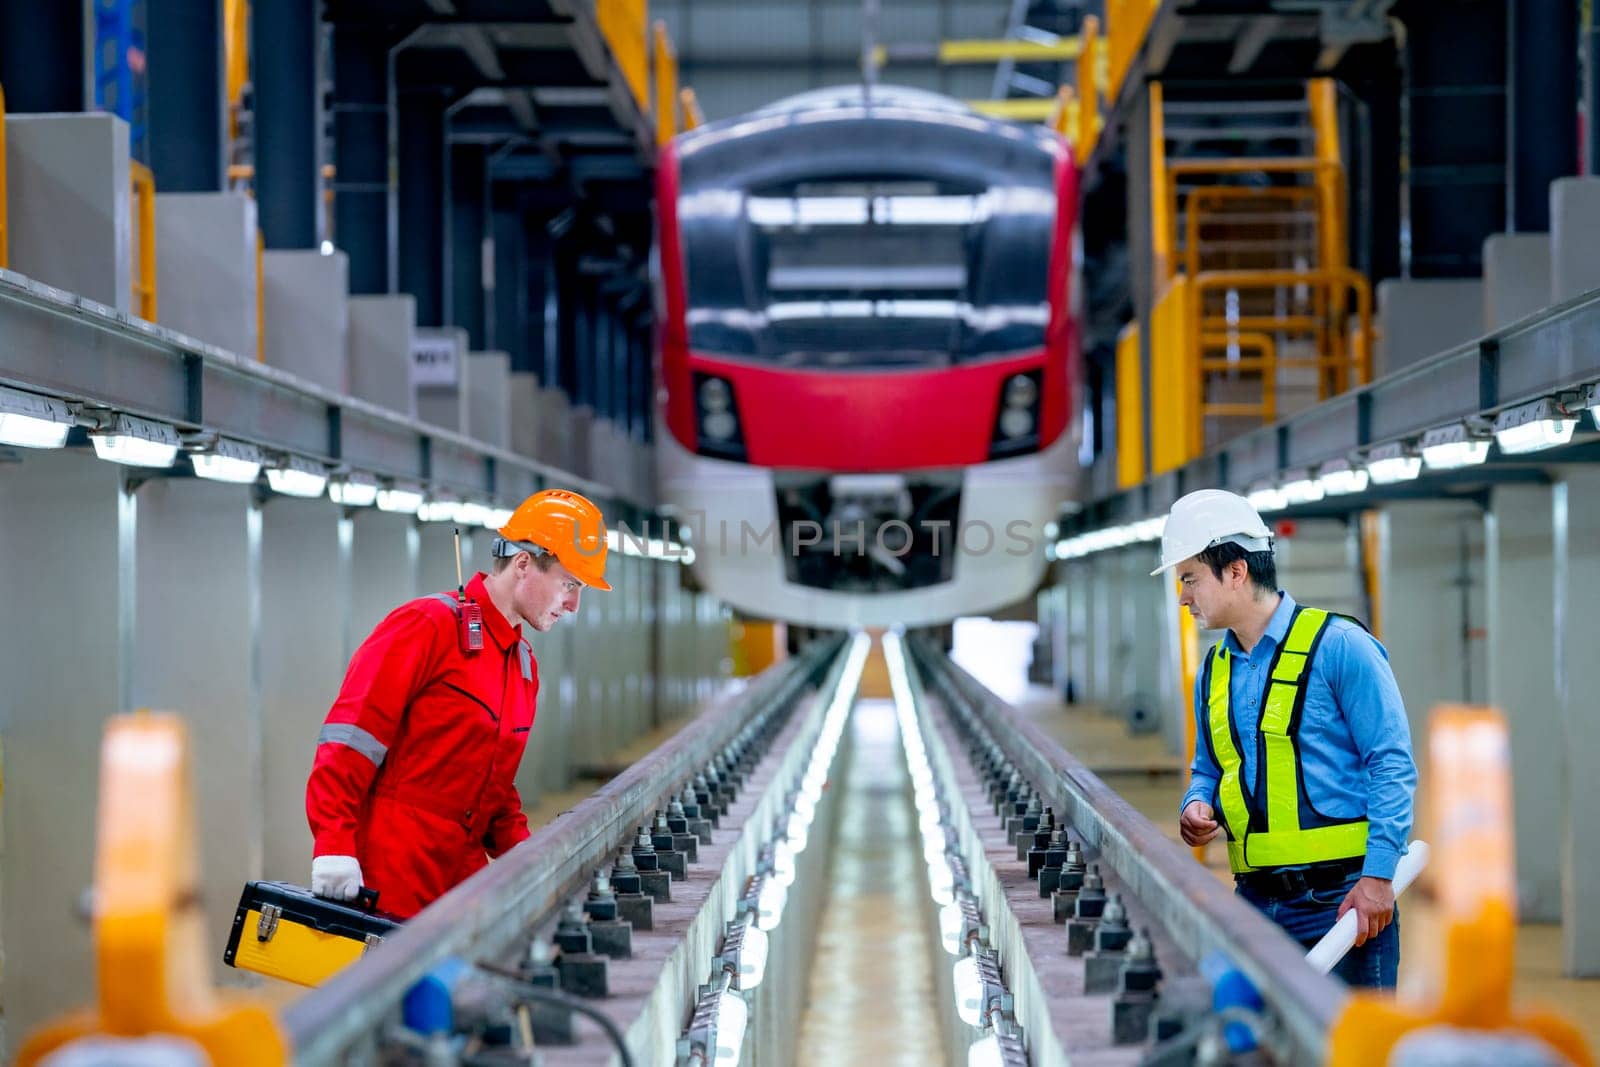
[1204,605,1368,874]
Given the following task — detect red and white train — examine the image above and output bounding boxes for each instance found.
[655,85,1083,628]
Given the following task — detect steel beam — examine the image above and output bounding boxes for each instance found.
[0,271,626,505]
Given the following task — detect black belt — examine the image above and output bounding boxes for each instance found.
[1234,857,1364,898]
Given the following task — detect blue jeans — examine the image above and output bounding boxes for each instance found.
[1236,870,1399,988]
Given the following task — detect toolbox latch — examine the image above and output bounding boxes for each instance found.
[256,903,282,942]
[363,932,384,956]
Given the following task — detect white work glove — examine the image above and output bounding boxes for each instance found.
[311,855,364,901]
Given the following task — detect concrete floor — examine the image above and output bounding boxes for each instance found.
[793,698,944,1065]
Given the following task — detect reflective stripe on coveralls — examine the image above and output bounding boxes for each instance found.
[316,722,388,768]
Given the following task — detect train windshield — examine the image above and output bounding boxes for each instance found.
[677,120,1057,368]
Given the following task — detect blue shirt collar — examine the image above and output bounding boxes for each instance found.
[1221,590,1297,658]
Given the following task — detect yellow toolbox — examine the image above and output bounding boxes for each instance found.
[223,880,400,987]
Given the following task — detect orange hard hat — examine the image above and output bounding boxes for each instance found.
[493,488,612,590]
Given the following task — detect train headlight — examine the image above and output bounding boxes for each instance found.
[699,377,732,414]
[999,408,1034,439]
[1004,374,1038,410]
[693,373,746,460]
[703,411,739,441]
[990,369,1043,457]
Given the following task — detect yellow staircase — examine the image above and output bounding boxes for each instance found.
[1139,79,1374,478]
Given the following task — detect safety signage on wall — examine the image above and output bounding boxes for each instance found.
[412,335,459,388]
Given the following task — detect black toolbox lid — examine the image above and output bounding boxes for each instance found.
[230,880,401,941]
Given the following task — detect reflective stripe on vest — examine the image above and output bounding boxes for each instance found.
[1205,605,1368,873]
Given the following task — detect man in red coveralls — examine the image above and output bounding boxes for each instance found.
[305,488,613,918]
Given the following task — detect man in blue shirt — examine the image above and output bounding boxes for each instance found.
[1152,489,1417,988]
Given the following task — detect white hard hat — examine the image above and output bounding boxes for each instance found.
[1150,489,1274,576]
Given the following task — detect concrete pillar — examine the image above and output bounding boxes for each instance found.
[1276,517,1363,620]
[1158,576,1187,757]
[260,498,348,884]
[1065,560,1091,705]
[1485,484,1561,923]
[510,373,540,458]
[1554,468,1600,975]
[1088,560,1115,707]
[1126,549,1163,733]
[3,114,131,311]
[415,327,470,433]
[1482,233,1553,330]
[415,523,451,595]
[130,479,262,974]
[537,387,572,469]
[1379,501,1487,744]
[0,451,127,1050]
[1550,178,1600,301]
[262,249,350,393]
[154,193,260,359]
[467,351,511,449]
[348,294,416,416]
[348,511,418,659]
[1374,279,1484,376]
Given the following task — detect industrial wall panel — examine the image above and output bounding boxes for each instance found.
[263,249,350,395]
[0,451,125,1056]
[348,295,416,416]
[155,192,259,361]
[260,499,348,887]
[3,114,132,312]
[130,479,264,982]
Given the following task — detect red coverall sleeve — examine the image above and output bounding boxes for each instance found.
[484,785,531,858]
[306,606,447,857]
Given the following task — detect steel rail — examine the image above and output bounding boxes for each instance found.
[283,635,845,1064]
[909,636,1346,1065]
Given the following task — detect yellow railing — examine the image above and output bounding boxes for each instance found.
[1115,322,1143,488]
[225,0,250,143]
[679,87,704,131]
[1163,157,1345,279]
[1182,184,1326,278]
[1046,85,1077,138]
[1104,0,1159,104]
[0,83,9,270]
[1075,16,1104,159]
[1148,268,1372,467]
[597,0,650,114]
[1149,81,1170,280]
[1308,77,1347,271]
[970,98,1059,121]
[130,161,158,320]
[653,20,677,145]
